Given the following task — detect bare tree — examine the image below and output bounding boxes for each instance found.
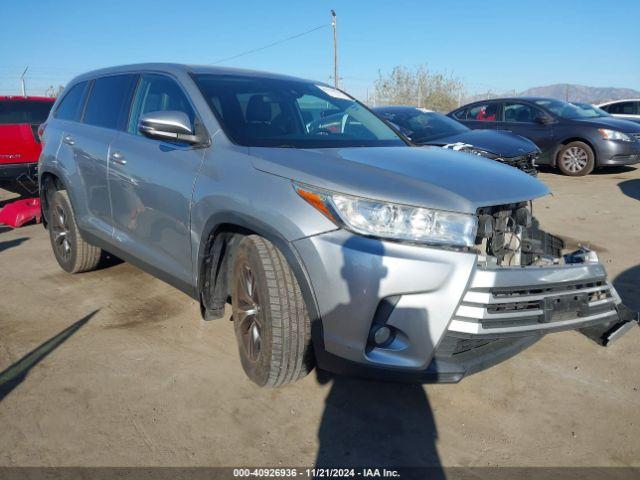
[374,65,465,112]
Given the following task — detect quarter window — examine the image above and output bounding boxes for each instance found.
[83,74,138,130]
[127,74,195,136]
[55,82,88,122]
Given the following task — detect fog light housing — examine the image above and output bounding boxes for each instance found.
[370,325,393,347]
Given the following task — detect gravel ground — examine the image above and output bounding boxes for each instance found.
[0,166,638,469]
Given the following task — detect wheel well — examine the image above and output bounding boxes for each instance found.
[39,172,64,227]
[554,137,597,165]
[199,224,256,320]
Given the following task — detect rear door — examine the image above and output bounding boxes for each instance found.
[58,74,137,241]
[107,73,206,287]
[496,101,555,163]
[457,101,500,131]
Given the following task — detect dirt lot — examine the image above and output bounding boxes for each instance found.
[0,166,639,469]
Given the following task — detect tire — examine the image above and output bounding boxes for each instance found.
[231,235,313,387]
[557,141,595,176]
[48,190,102,273]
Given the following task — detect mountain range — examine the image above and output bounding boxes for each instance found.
[466,84,640,104]
[520,84,640,103]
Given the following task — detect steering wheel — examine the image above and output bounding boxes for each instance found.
[309,127,333,136]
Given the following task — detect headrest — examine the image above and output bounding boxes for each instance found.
[246,95,271,122]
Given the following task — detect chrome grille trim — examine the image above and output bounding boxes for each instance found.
[448,263,619,335]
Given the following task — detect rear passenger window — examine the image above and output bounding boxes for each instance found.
[83,75,138,130]
[55,82,88,122]
[468,102,499,121]
[608,101,635,115]
[127,74,195,135]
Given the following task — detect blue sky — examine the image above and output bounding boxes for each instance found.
[1,0,638,98]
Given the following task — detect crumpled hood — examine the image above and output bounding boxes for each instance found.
[573,116,640,133]
[249,146,550,214]
[424,129,540,158]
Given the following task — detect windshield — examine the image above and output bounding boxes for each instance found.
[0,100,53,125]
[534,99,607,119]
[377,108,469,143]
[571,102,610,118]
[193,74,405,148]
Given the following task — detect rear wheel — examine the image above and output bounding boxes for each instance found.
[557,141,594,176]
[231,235,313,387]
[48,190,102,273]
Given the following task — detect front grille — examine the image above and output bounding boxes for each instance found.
[452,278,618,332]
[633,133,640,142]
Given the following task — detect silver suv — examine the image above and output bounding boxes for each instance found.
[38,64,637,386]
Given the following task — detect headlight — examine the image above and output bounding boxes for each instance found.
[294,183,478,248]
[598,129,633,142]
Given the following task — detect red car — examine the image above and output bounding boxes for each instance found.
[0,96,55,194]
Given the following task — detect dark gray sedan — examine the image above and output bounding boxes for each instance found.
[374,106,539,175]
[449,97,640,176]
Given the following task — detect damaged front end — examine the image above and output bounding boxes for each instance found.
[470,202,638,344]
[442,142,539,176]
[434,201,638,380]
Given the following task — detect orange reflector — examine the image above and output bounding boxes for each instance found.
[296,187,337,223]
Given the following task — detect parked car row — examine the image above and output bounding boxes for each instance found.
[34,64,638,387]
[448,97,640,176]
[373,106,539,175]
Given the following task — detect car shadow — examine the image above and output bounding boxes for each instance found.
[0,236,29,253]
[536,165,637,176]
[314,237,443,476]
[94,251,124,271]
[618,179,640,201]
[0,310,98,403]
[613,265,640,312]
[592,165,637,175]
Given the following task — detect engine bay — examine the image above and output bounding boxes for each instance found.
[475,201,574,267]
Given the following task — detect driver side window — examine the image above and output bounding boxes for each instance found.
[504,102,540,123]
[128,74,195,136]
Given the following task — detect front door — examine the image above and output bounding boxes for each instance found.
[496,101,555,163]
[107,73,206,287]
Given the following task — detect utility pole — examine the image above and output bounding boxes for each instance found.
[565,84,569,102]
[20,67,28,96]
[417,83,422,108]
[331,10,339,89]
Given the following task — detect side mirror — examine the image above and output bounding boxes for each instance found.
[534,115,553,125]
[138,111,204,145]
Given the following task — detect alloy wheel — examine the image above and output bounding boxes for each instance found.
[234,263,262,363]
[51,204,72,261]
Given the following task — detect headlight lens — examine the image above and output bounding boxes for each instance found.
[295,183,478,248]
[598,128,632,142]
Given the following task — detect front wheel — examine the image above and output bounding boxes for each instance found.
[557,141,595,176]
[231,235,313,387]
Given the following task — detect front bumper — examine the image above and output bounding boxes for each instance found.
[596,140,640,166]
[294,230,637,382]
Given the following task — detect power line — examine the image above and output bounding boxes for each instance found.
[211,24,328,65]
